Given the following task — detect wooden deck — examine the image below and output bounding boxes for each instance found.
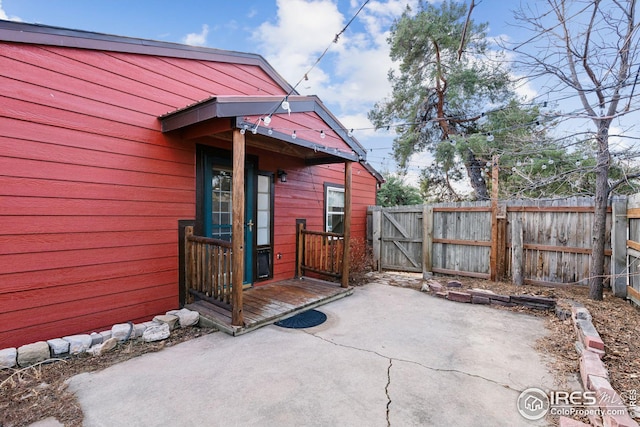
[185,277,353,335]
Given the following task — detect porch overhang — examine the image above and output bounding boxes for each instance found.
[158,95,370,166]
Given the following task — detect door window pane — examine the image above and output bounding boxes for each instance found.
[211,168,233,241]
[256,175,271,246]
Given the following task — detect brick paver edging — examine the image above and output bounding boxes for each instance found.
[421,279,639,427]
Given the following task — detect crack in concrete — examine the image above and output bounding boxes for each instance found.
[303,330,523,392]
[385,358,392,427]
[302,331,529,426]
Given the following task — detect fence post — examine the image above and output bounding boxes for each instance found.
[423,205,433,279]
[511,214,524,286]
[610,196,627,298]
[371,207,382,271]
[489,155,500,281]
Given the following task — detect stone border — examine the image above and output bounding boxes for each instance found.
[420,279,557,310]
[0,308,205,370]
[421,278,638,427]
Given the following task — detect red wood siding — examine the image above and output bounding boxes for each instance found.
[0,41,291,348]
[0,38,378,348]
[257,152,376,283]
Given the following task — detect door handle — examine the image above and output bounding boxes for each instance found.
[246,219,254,232]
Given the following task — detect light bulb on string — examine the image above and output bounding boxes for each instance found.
[516,161,522,167]
[548,159,554,165]
[583,154,589,160]
[240,124,248,135]
[511,167,517,172]
[575,160,581,167]
[449,138,456,146]
[263,116,272,126]
[535,119,544,132]
[252,126,258,135]
[541,164,547,170]
[348,129,353,138]
[268,128,273,135]
[281,99,290,111]
[320,130,326,139]
[486,133,494,142]
[291,130,297,140]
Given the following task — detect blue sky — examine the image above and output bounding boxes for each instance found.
[0,1,550,181]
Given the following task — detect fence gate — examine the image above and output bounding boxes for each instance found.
[377,206,424,272]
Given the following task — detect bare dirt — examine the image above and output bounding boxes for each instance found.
[1,274,639,427]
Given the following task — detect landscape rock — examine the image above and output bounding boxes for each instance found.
[153,314,179,330]
[435,291,448,298]
[99,330,112,341]
[447,290,471,303]
[87,337,119,356]
[132,323,147,338]
[426,280,444,292]
[471,295,490,305]
[17,341,50,367]
[62,334,93,354]
[446,280,463,288]
[142,323,170,342]
[90,332,103,346]
[97,337,119,355]
[47,338,70,357]
[167,308,200,328]
[112,323,134,342]
[0,347,17,369]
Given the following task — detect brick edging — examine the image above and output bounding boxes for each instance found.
[420,279,638,427]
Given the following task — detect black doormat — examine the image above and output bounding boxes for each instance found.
[274,309,327,329]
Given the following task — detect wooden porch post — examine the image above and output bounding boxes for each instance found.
[341,161,352,288]
[232,129,245,326]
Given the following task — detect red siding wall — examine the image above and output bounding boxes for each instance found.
[259,153,376,282]
[0,40,378,348]
[0,42,288,348]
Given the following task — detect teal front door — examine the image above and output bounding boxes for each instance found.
[203,155,255,285]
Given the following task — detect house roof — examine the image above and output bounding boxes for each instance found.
[0,20,384,183]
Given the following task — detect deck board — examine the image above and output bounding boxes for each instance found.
[186,277,353,335]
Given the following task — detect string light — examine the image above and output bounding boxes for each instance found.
[320,130,326,139]
[486,133,494,142]
[291,130,297,140]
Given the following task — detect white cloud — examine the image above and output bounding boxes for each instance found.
[0,0,22,21]
[182,24,209,46]
[252,0,345,84]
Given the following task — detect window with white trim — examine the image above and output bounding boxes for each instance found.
[325,186,345,234]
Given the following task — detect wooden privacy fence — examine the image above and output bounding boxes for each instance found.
[626,194,640,304]
[368,196,628,293]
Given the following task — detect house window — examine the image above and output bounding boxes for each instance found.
[325,185,345,234]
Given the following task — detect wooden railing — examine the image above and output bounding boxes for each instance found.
[185,228,233,307]
[297,225,344,281]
